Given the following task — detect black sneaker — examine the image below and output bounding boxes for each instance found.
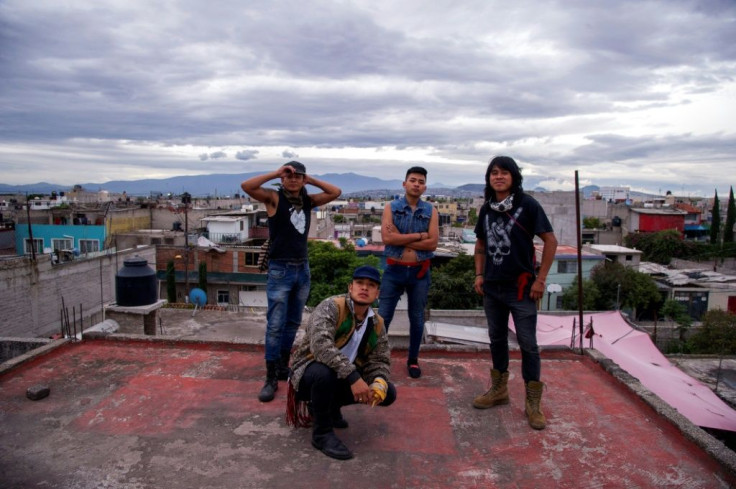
[407,360,422,379]
[312,431,354,460]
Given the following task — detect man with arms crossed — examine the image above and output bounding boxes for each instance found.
[378,166,439,378]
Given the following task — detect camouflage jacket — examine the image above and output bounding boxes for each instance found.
[289,293,391,391]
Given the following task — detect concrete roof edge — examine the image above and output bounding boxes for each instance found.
[0,338,69,376]
[585,348,736,476]
[82,331,262,349]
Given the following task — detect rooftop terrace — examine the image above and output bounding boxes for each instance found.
[1,328,735,488]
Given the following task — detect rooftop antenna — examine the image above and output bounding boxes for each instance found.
[575,171,584,353]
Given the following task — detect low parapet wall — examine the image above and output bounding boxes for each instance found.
[0,337,54,363]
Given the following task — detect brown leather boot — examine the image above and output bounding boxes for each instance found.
[473,369,509,409]
[525,380,546,430]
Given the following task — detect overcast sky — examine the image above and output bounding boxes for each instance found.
[1,0,734,196]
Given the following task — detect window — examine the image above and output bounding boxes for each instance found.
[217,290,230,305]
[244,251,259,266]
[557,260,576,273]
[625,255,633,261]
[79,239,99,253]
[52,238,73,251]
[24,238,43,254]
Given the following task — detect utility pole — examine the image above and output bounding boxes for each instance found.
[182,192,192,297]
[575,171,584,353]
[26,193,36,262]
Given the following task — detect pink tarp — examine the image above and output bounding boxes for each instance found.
[514,311,736,432]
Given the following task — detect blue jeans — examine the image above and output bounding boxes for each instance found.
[482,282,540,382]
[265,260,311,362]
[378,264,430,361]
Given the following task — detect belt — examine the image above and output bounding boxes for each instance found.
[270,259,307,266]
[386,258,431,279]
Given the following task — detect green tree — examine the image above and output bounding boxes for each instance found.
[560,277,600,310]
[166,260,176,303]
[620,267,662,319]
[710,190,721,245]
[659,298,692,341]
[467,207,478,226]
[688,309,736,355]
[583,217,603,229]
[724,186,736,243]
[427,253,482,309]
[588,262,661,318]
[306,240,379,307]
[624,229,687,265]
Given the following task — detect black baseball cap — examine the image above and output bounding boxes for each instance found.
[352,265,381,284]
[283,161,307,175]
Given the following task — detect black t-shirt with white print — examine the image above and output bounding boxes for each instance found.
[474,193,553,283]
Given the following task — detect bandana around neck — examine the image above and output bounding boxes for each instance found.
[489,194,514,212]
[283,187,304,212]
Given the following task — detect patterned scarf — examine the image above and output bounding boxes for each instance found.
[489,194,514,212]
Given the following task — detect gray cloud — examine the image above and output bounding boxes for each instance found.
[236,150,259,161]
[0,0,734,196]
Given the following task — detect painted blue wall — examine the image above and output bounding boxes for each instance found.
[15,224,106,254]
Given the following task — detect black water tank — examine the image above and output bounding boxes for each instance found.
[116,257,158,306]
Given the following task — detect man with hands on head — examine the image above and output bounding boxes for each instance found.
[241,162,341,403]
[286,265,396,460]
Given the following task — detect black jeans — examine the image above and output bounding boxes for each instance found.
[483,282,541,382]
[297,362,397,425]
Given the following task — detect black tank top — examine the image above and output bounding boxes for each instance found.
[268,187,312,261]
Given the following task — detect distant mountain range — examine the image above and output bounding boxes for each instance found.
[0,172,607,199]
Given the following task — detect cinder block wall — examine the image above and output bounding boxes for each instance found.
[0,246,156,338]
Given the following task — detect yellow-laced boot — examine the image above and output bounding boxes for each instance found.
[525,380,546,430]
[473,369,509,409]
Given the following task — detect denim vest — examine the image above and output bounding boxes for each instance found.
[384,197,435,261]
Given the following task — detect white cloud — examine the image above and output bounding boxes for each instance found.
[0,0,735,197]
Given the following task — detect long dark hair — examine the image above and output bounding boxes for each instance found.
[483,156,524,202]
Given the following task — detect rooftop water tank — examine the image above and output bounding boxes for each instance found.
[116,257,158,307]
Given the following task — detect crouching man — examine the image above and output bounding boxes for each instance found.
[286,265,397,460]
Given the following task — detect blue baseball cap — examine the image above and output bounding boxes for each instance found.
[352,265,381,284]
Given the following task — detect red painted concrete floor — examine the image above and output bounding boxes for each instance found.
[1,338,735,489]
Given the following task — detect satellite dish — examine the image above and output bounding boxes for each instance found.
[546,283,562,293]
[189,288,207,307]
